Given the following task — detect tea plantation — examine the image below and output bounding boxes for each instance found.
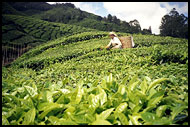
[2,16,188,125]
[2,14,95,65]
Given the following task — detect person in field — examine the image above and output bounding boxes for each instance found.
[105,32,122,49]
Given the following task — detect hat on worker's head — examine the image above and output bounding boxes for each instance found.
[109,32,117,37]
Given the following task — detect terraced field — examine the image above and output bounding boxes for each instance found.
[2,14,96,65]
[2,30,188,125]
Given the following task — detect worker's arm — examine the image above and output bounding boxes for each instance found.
[105,40,112,49]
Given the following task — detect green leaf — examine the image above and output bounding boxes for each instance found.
[22,108,36,125]
[117,85,126,95]
[147,88,157,100]
[156,105,168,117]
[145,76,151,82]
[4,95,20,106]
[121,75,129,85]
[141,112,157,121]
[118,113,129,125]
[148,92,164,107]
[77,79,84,88]
[141,106,156,114]
[97,85,107,106]
[48,116,60,125]
[40,90,53,102]
[132,105,142,113]
[2,107,16,119]
[59,119,78,125]
[128,81,139,91]
[75,86,83,104]
[92,79,99,87]
[127,74,138,91]
[140,79,147,94]
[173,114,188,124]
[46,91,53,102]
[38,103,64,120]
[171,105,188,120]
[70,113,89,124]
[32,83,38,93]
[59,88,70,94]
[100,79,107,88]
[24,85,38,97]
[65,106,75,115]
[84,113,96,123]
[148,90,165,100]
[115,102,128,114]
[107,73,113,83]
[22,96,35,109]
[143,117,172,125]
[147,78,169,93]
[91,119,112,125]
[62,78,69,86]
[135,90,147,104]
[127,90,140,105]
[96,108,114,120]
[2,116,9,125]
[88,94,100,111]
[151,117,172,125]
[129,114,142,125]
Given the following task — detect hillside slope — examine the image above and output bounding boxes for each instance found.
[2,14,96,65]
[6,2,141,34]
[31,4,136,33]
[11,32,188,69]
[2,2,26,16]
[2,32,188,125]
[2,2,148,66]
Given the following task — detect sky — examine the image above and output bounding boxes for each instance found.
[47,2,188,35]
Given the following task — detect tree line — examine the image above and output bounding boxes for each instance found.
[159,8,188,39]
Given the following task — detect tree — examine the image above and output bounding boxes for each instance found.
[96,16,102,21]
[9,2,52,11]
[102,17,107,22]
[159,8,188,38]
[120,21,130,32]
[121,21,130,27]
[149,26,152,34]
[64,3,75,8]
[107,14,112,22]
[129,19,141,33]
[112,16,120,25]
[142,26,152,35]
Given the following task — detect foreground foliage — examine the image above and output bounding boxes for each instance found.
[2,71,188,125]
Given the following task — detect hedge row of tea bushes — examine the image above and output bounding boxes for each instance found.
[133,34,187,47]
[10,31,108,68]
[2,39,188,125]
[10,31,188,70]
[2,14,96,65]
[3,15,95,41]
[2,26,188,125]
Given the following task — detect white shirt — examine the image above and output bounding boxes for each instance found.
[107,37,122,47]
